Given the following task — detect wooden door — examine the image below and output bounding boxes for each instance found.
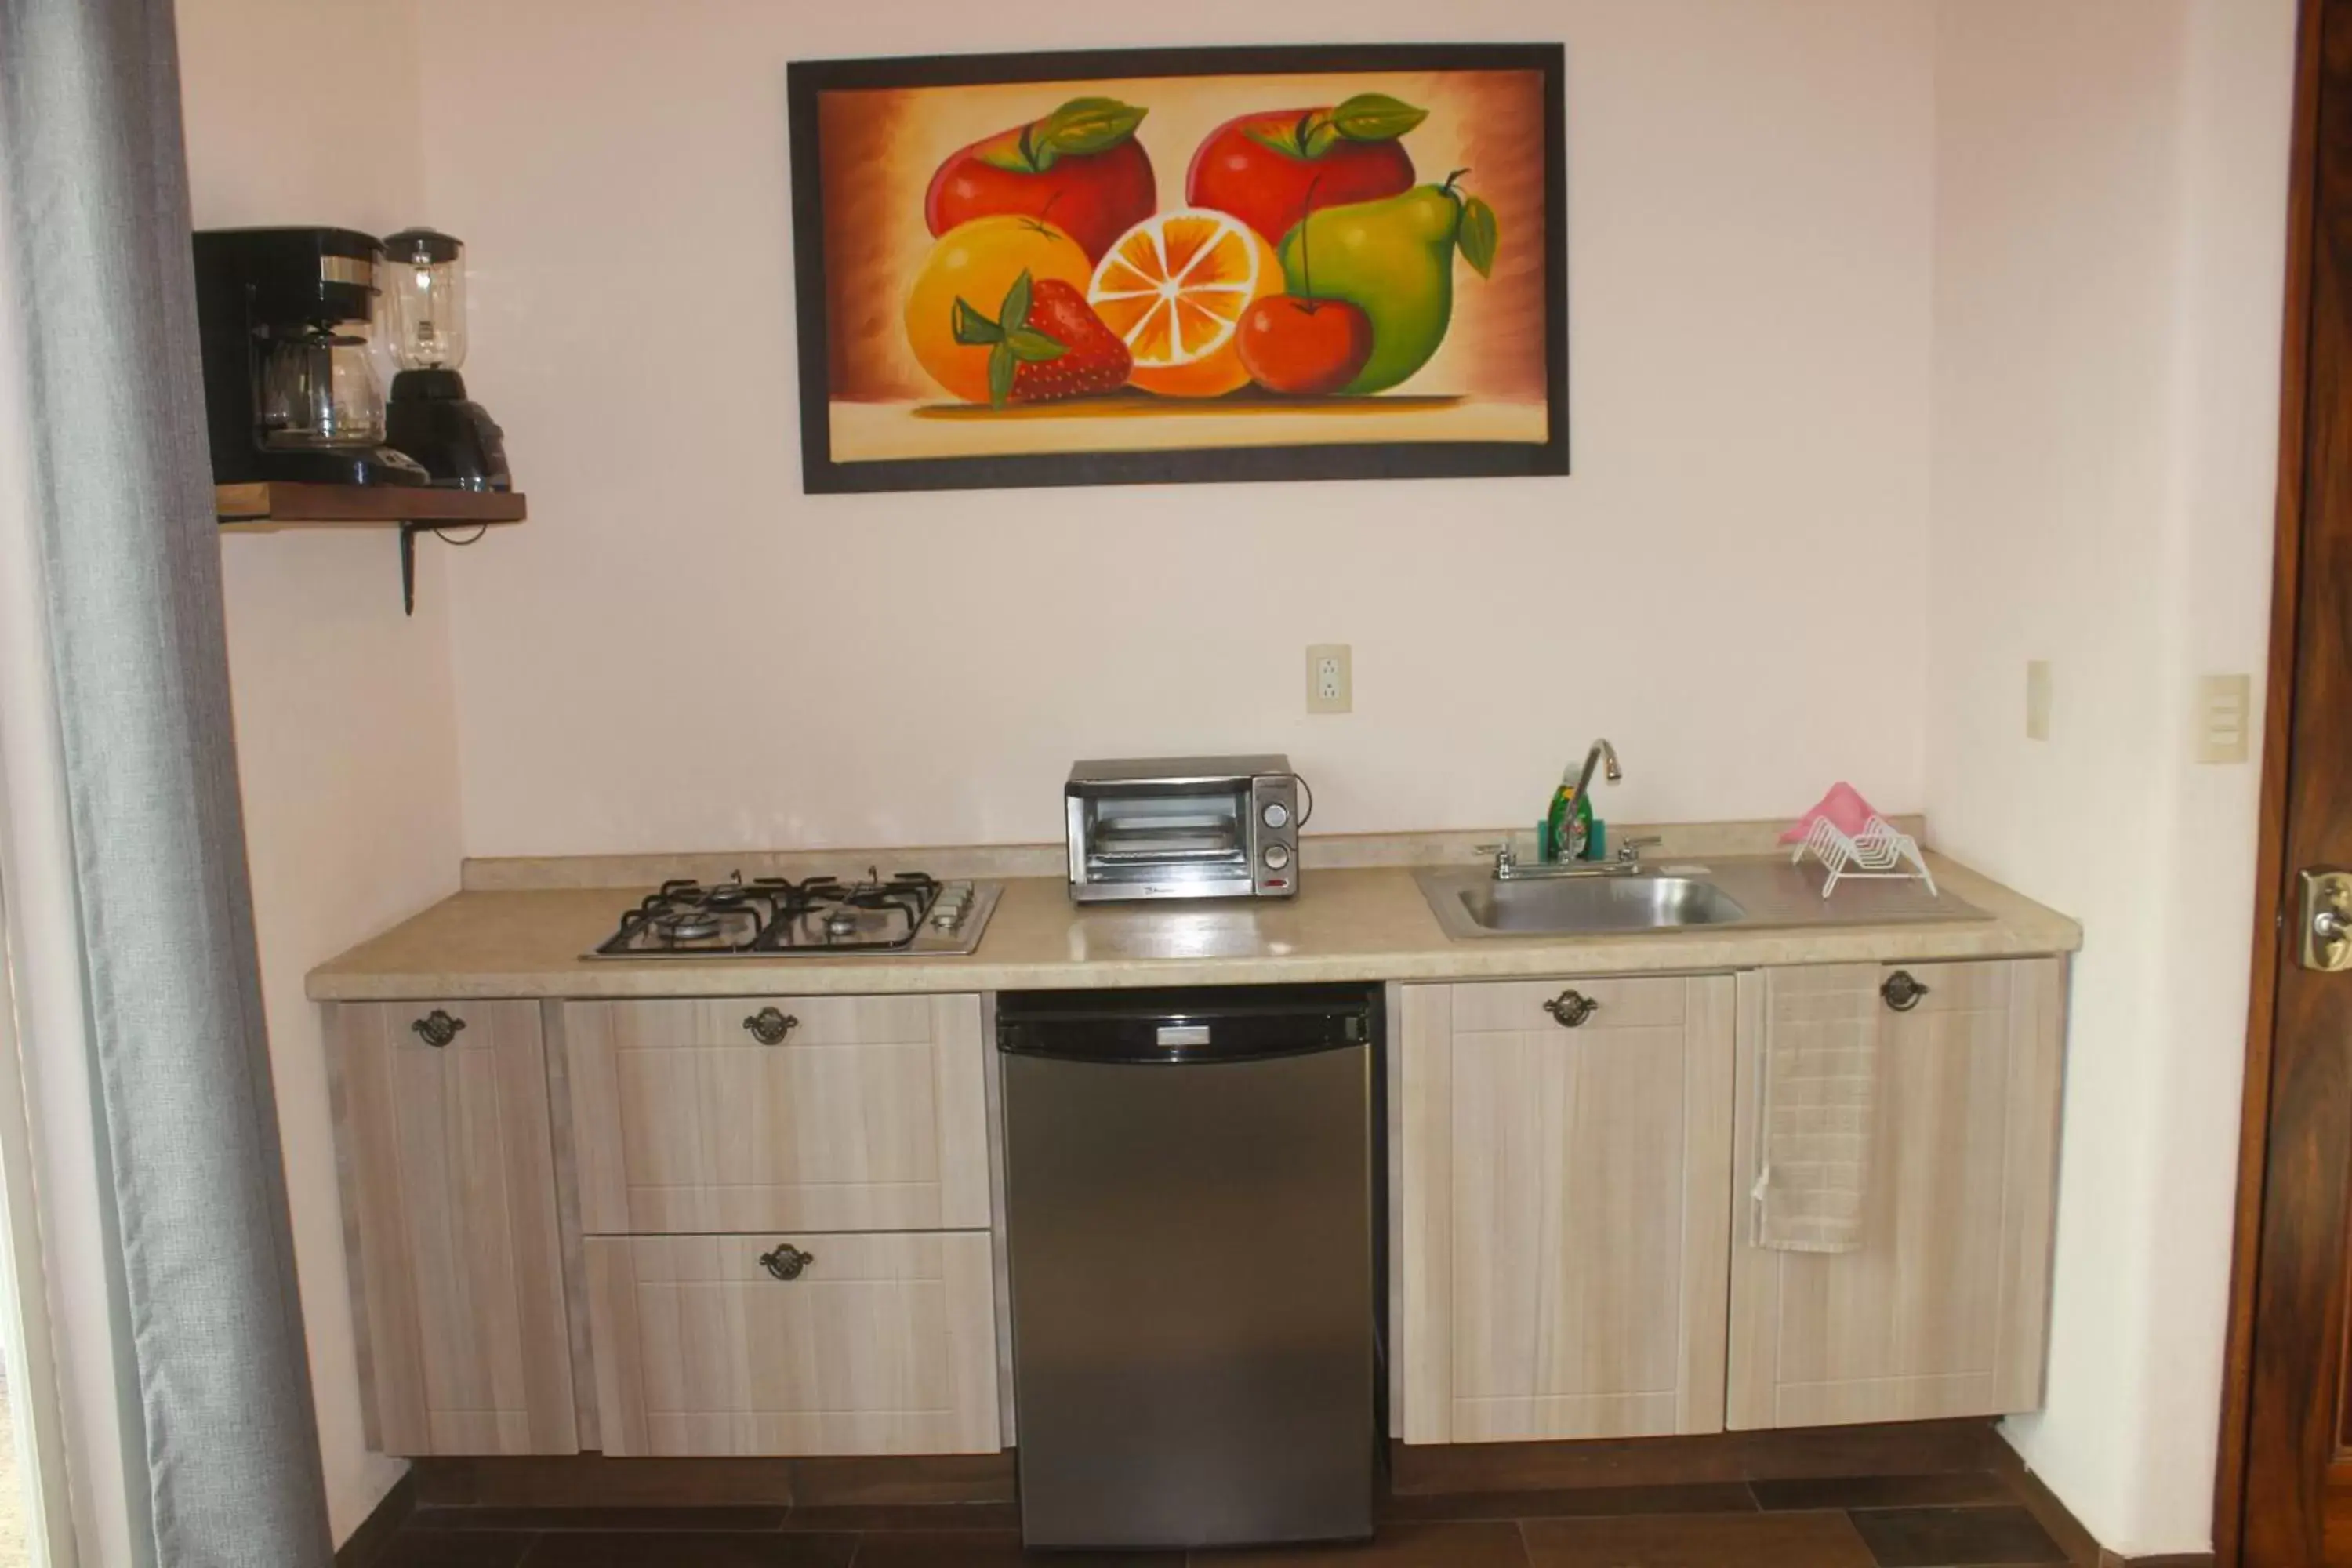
[332,1000,578,1455]
[561,993,990,1234]
[1726,960,2066,1430]
[1397,974,1737,1443]
[584,1231,1000,1456]
[2227,2,2352,1559]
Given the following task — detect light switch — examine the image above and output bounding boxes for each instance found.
[2025,660,2052,742]
[2196,673,2252,764]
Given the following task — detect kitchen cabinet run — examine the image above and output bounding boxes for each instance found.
[329,958,2066,1462]
[1397,975,1737,1443]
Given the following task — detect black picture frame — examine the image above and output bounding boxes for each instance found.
[786,42,1569,495]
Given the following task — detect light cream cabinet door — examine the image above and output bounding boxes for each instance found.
[1726,958,2066,1430]
[586,1232,1000,1456]
[332,1000,578,1455]
[1399,975,1737,1443]
[561,994,989,1235]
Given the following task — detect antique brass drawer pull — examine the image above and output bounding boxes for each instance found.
[1543,990,1601,1028]
[1882,971,1931,1012]
[742,1007,799,1045]
[758,1243,815,1281]
[411,1010,466,1048]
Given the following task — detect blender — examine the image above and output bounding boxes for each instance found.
[382,229,510,490]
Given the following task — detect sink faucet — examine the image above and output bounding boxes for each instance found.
[1477,739,1633,881]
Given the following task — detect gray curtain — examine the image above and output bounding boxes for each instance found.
[0,1,335,1563]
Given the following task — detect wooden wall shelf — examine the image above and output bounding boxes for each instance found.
[215,481,527,530]
[213,482,528,615]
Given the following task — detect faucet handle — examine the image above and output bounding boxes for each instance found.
[1617,835,1663,864]
[1473,841,1516,873]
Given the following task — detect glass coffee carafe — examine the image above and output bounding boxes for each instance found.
[258,325,388,449]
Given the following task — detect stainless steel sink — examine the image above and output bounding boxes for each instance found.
[1416,868,1749,938]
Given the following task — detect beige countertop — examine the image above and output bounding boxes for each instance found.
[305,848,2080,1002]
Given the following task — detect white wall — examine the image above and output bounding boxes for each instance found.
[175,0,459,1544]
[1925,1,2293,1553]
[413,0,1939,856]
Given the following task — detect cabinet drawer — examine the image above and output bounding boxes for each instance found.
[561,994,989,1235]
[585,1231,1000,1456]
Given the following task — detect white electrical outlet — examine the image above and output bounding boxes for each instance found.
[2196,673,2252,764]
[2025,660,2053,742]
[1307,644,1352,714]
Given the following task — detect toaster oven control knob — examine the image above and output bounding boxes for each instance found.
[1261,802,1290,829]
[1264,843,1292,871]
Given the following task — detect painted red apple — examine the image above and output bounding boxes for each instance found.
[926,97,1156,263]
[1186,93,1425,247]
[1237,293,1375,396]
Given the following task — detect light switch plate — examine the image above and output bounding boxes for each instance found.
[1307,644,1352,714]
[2196,673,2252,764]
[2025,660,2052,742]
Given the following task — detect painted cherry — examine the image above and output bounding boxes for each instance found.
[1237,293,1375,396]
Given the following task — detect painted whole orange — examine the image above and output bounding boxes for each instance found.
[905,215,1094,403]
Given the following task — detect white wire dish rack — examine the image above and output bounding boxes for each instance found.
[1791,815,1938,898]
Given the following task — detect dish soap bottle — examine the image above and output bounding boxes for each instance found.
[1542,776,1595,862]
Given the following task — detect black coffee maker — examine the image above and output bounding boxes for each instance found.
[382,228,510,491]
[191,227,429,487]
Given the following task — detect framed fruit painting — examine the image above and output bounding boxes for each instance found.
[786,43,1567,494]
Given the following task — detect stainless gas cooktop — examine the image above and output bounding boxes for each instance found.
[586,869,1001,959]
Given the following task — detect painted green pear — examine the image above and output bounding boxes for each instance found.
[1276,170,1498,394]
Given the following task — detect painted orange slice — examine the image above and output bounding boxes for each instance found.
[1086,209,1280,398]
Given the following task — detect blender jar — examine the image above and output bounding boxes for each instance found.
[383,228,468,372]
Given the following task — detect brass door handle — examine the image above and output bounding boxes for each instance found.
[2301,868,2352,971]
[1544,990,1601,1028]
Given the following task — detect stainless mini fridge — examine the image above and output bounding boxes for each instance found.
[998,985,1378,1550]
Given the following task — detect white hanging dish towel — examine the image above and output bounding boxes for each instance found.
[1752,965,1882,1253]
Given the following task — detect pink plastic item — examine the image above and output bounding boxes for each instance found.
[1779,782,1881,844]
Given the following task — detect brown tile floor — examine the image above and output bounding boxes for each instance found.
[370,1471,2078,1567]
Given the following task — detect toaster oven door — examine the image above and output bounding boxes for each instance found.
[1069,786,1256,901]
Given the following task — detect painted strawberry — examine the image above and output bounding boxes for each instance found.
[949,271,1131,407]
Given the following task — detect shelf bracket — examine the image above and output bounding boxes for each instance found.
[400,522,422,616]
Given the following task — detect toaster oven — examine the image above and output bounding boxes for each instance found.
[1065,755,1309,902]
